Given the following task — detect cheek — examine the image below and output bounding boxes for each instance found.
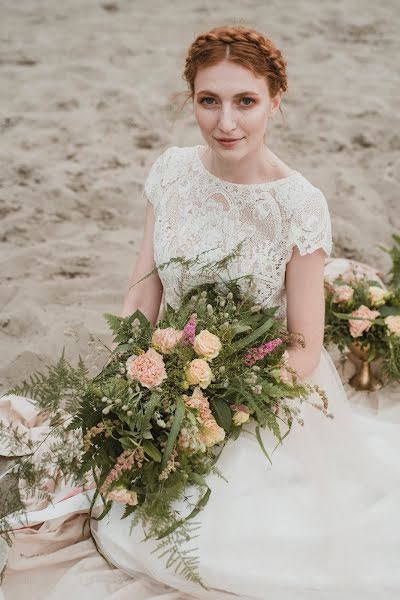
[243,107,269,128]
[194,107,215,130]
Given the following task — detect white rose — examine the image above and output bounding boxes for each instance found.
[193,329,222,360]
[368,286,386,307]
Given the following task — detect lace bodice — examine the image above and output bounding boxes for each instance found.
[143,145,332,321]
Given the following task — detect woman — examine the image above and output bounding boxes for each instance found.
[90,26,400,599]
[2,24,400,600]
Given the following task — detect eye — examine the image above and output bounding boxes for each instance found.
[200,97,216,105]
[199,96,255,107]
[240,97,255,106]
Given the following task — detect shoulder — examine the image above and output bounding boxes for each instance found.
[147,145,194,170]
[283,174,330,215]
[143,145,195,209]
[284,175,332,257]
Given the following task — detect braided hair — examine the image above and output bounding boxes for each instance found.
[183,25,288,108]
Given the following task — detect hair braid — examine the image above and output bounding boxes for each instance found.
[183,25,288,101]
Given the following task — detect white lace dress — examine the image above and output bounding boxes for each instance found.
[90,146,400,599]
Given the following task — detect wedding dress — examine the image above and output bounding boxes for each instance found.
[2,145,400,600]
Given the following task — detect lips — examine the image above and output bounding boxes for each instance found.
[214,137,244,148]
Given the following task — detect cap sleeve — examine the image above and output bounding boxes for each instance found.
[143,147,172,211]
[288,186,333,257]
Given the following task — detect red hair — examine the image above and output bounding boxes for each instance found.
[180,25,288,119]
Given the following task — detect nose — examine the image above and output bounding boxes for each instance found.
[217,104,237,133]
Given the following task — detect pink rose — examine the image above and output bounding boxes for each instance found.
[185,358,213,389]
[151,327,183,354]
[348,305,381,338]
[126,347,167,389]
[107,486,138,506]
[183,386,212,420]
[332,284,354,304]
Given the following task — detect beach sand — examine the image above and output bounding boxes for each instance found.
[1,0,399,393]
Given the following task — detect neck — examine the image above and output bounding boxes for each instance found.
[204,144,279,185]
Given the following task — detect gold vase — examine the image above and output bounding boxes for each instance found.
[348,342,383,392]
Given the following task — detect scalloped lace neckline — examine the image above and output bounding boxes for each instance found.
[194,145,301,188]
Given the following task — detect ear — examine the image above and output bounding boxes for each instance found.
[269,91,283,117]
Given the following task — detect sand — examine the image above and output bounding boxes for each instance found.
[1,0,399,394]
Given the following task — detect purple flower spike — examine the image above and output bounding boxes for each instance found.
[182,312,198,345]
[244,338,282,366]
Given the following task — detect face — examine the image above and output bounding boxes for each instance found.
[193,59,282,158]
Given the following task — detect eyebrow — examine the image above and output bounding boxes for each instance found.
[196,90,260,97]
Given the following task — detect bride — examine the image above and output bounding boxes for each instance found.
[91,25,400,599]
[2,24,400,600]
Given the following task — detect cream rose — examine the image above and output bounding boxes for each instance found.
[332,284,354,304]
[348,305,381,338]
[231,404,251,426]
[384,315,400,336]
[107,486,138,506]
[151,327,183,354]
[199,418,226,447]
[368,286,386,307]
[126,347,167,389]
[193,329,222,360]
[185,358,213,389]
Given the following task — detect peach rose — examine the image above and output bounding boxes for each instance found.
[199,418,226,447]
[368,286,386,307]
[332,284,354,304]
[193,329,222,360]
[183,386,212,419]
[384,315,400,336]
[126,347,167,389]
[231,404,250,426]
[348,305,381,338]
[185,358,213,389]
[151,327,183,354]
[107,486,138,506]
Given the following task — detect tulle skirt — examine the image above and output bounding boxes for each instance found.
[89,347,400,599]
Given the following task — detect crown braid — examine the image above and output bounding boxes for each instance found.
[183,25,288,98]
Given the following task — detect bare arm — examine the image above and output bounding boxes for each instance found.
[110,198,163,349]
[284,246,327,381]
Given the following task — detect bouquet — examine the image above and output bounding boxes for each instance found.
[324,275,400,387]
[1,246,332,587]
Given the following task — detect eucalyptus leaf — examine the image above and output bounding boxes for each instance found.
[140,392,161,435]
[210,398,232,431]
[143,440,162,462]
[231,317,274,352]
[378,306,400,317]
[230,324,252,337]
[112,344,131,353]
[255,425,273,466]
[160,396,185,470]
[230,427,241,441]
[120,437,136,450]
